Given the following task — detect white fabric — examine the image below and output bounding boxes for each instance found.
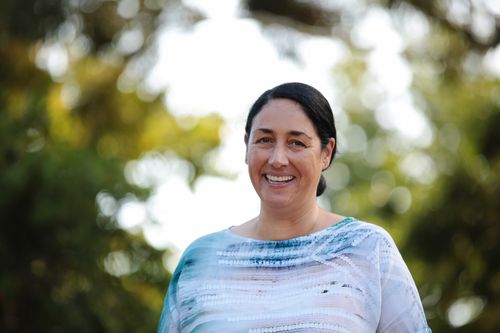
[158,217,431,332]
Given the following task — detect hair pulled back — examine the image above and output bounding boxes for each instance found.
[245,82,337,196]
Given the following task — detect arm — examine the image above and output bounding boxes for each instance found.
[157,280,181,333]
[157,289,180,333]
[376,233,431,333]
[157,253,186,333]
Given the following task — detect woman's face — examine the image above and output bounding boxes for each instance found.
[245,98,334,209]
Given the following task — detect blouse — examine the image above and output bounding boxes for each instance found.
[157,217,431,332]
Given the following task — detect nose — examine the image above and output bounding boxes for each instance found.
[268,144,288,168]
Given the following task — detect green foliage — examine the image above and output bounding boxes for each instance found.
[0,57,168,331]
[404,76,500,331]
[0,0,221,331]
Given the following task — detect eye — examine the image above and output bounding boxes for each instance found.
[255,137,273,144]
[290,140,306,148]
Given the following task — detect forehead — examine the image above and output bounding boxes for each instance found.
[251,98,316,133]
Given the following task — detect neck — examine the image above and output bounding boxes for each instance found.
[254,201,324,240]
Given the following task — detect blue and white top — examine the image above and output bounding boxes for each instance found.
[158,217,431,332]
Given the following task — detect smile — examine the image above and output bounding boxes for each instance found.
[265,175,295,183]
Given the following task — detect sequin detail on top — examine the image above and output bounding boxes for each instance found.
[157,217,431,333]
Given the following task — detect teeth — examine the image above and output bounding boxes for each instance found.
[266,175,294,182]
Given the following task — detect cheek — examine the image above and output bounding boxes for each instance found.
[246,149,262,168]
[298,151,322,167]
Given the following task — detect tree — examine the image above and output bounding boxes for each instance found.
[0,0,221,331]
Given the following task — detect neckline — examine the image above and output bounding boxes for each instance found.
[226,216,355,243]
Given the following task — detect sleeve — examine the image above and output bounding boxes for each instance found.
[156,233,213,332]
[376,231,432,333]
[157,284,180,333]
[157,256,184,333]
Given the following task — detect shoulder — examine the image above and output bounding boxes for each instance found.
[179,229,229,260]
[336,218,396,247]
[316,218,400,262]
[168,230,228,285]
[345,219,410,273]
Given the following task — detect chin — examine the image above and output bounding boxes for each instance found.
[260,194,293,207]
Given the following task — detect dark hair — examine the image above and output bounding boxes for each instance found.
[245,82,337,196]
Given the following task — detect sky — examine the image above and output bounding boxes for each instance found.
[115,0,351,268]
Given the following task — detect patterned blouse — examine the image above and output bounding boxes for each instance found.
[157,217,431,332]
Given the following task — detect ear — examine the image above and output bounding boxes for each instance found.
[244,134,249,164]
[321,138,336,170]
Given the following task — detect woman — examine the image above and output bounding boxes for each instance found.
[157,82,431,332]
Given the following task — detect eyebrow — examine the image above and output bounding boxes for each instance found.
[254,128,313,140]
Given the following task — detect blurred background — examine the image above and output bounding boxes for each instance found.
[1,0,499,332]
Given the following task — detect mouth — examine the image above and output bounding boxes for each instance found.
[265,174,295,184]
